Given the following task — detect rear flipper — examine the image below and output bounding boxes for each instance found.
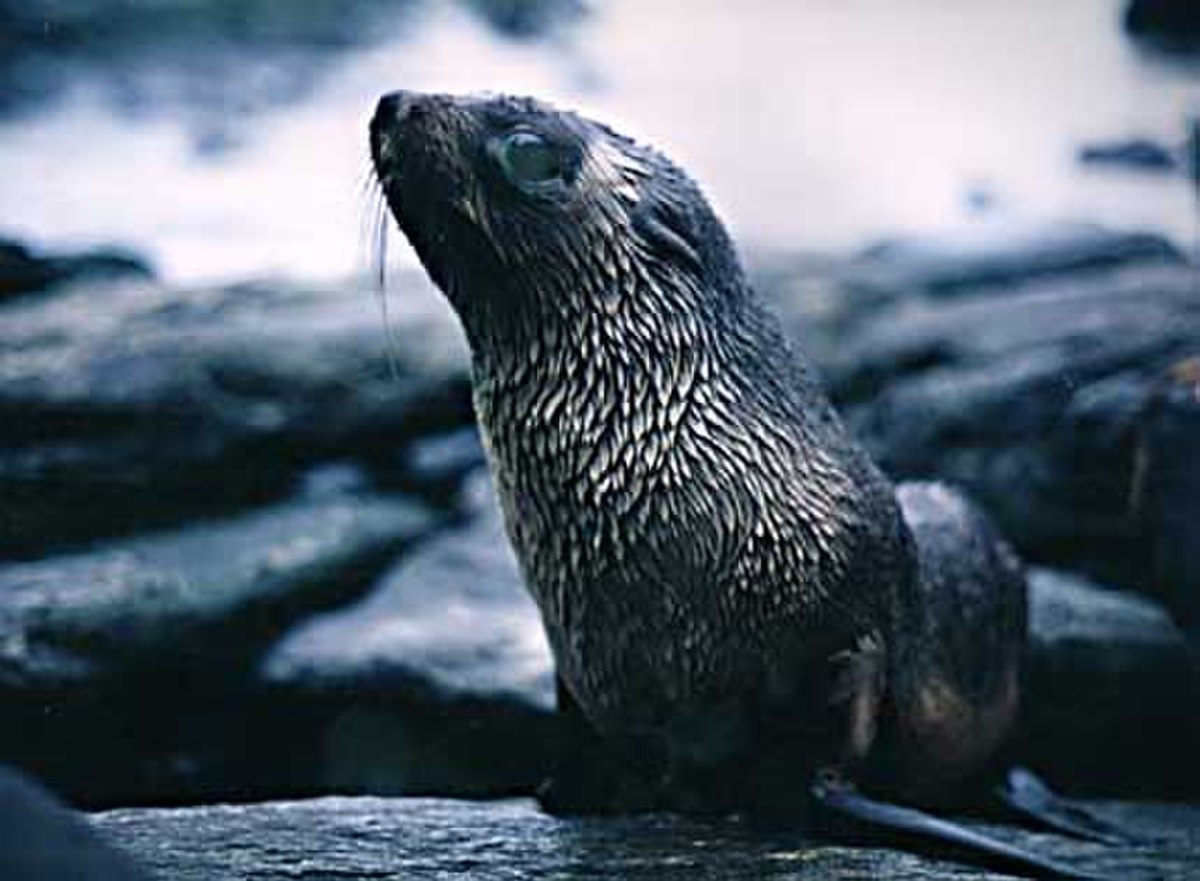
[991,768,1150,847]
[809,773,1110,881]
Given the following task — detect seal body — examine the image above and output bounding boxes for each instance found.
[370,91,1025,813]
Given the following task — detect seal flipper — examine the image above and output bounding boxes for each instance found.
[810,773,1106,881]
[991,768,1145,846]
[538,677,661,815]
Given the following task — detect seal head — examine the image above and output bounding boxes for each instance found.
[370,90,739,352]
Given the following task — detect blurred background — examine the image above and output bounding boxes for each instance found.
[1,3,1199,876]
[1,0,1196,283]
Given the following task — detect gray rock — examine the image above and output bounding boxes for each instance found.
[395,425,488,503]
[0,489,440,805]
[0,765,152,880]
[831,262,1200,594]
[1129,358,1200,651]
[0,0,586,132]
[842,222,1182,298]
[1078,138,1177,172]
[1021,568,1199,796]
[92,794,1200,881]
[0,274,471,557]
[261,472,554,797]
[0,237,152,301]
[1125,0,1200,55]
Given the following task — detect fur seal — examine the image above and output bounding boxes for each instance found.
[370,90,1124,878]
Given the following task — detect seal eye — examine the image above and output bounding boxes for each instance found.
[497,131,565,189]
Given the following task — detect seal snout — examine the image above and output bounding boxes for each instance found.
[370,90,424,168]
[374,90,418,127]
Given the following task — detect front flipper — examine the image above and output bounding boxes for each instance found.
[810,773,1108,881]
[992,768,1146,847]
[537,677,660,816]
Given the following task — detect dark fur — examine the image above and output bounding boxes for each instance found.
[370,91,1026,815]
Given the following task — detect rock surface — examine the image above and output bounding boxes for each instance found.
[1078,138,1178,172]
[0,274,471,558]
[1022,568,1198,796]
[0,489,440,805]
[793,254,1200,602]
[259,474,554,798]
[0,0,585,137]
[92,794,1200,881]
[1125,0,1200,54]
[0,765,151,881]
[840,222,1180,298]
[0,237,152,301]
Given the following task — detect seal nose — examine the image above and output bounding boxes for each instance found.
[374,90,417,129]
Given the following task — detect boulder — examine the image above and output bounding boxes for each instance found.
[1021,569,1198,796]
[0,488,440,805]
[757,224,1185,397]
[839,222,1181,299]
[0,274,471,558]
[261,471,554,798]
[0,765,152,880]
[1078,138,1177,172]
[829,262,1200,596]
[1129,357,1200,652]
[92,793,1200,881]
[0,237,152,301]
[1125,0,1200,54]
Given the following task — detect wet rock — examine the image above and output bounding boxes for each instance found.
[1129,358,1200,653]
[843,222,1182,298]
[93,794,1200,881]
[0,490,440,805]
[0,237,152,301]
[833,262,1200,595]
[261,472,554,798]
[393,424,488,503]
[1021,569,1198,797]
[0,765,153,880]
[1125,0,1200,55]
[0,274,471,558]
[1079,137,1177,172]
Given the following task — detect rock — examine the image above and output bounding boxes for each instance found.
[393,425,488,504]
[0,765,153,880]
[0,0,585,125]
[1125,0,1200,54]
[0,489,440,805]
[844,222,1182,298]
[261,471,554,798]
[0,237,152,300]
[1021,569,1199,797]
[1129,358,1200,652]
[0,274,471,558]
[464,0,587,40]
[92,794,1200,881]
[833,262,1200,595]
[1078,138,1177,172]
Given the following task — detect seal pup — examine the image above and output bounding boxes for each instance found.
[370,90,1123,878]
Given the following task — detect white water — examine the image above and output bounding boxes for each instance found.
[3,0,1197,284]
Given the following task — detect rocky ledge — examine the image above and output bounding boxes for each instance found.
[92,793,1200,881]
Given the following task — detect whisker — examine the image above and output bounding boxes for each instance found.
[372,191,403,384]
[358,151,403,383]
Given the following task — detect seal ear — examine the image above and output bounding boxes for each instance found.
[631,194,703,274]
